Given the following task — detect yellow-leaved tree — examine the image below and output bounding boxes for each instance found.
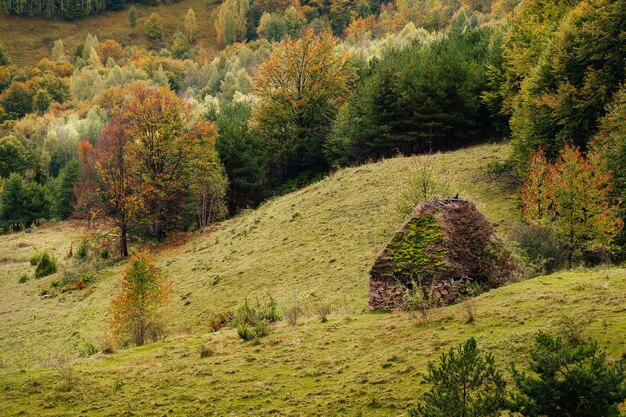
[252,29,356,185]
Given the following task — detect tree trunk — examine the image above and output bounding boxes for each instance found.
[120,222,128,258]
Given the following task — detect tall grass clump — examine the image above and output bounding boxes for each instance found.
[34,252,57,278]
[232,296,280,342]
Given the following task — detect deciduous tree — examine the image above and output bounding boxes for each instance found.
[520,146,623,266]
[214,0,249,46]
[109,250,172,346]
[183,8,197,42]
[95,119,143,257]
[122,86,192,240]
[253,29,356,184]
[145,13,165,40]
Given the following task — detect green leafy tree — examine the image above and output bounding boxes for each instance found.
[128,6,138,33]
[145,13,165,40]
[32,89,52,114]
[0,82,33,118]
[214,102,267,213]
[0,43,9,66]
[512,332,626,417]
[54,160,79,219]
[214,0,249,46]
[171,32,190,59]
[408,338,509,417]
[253,29,356,185]
[591,86,626,244]
[256,12,287,41]
[509,0,625,166]
[0,135,30,178]
[51,39,68,63]
[0,173,51,229]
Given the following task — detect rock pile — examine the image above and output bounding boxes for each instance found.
[369,197,514,310]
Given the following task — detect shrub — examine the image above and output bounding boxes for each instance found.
[402,280,437,324]
[99,247,110,260]
[18,274,29,284]
[232,296,279,342]
[50,354,76,392]
[512,332,626,417]
[557,314,596,347]
[461,298,478,324]
[315,303,332,323]
[408,338,508,417]
[35,252,57,278]
[513,224,568,274]
[109,250,172,346]
[75,239,90,263]
[396,160,451,220]
[98,332,115,354]
[236,321,268,342]
[208,310,233,331]
[198,342,214,358]
[79,341,98,357]
[283,299,303,326]
[79,271,96,285]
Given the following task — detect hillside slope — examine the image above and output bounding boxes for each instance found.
[3,143,623,416]
[0,143,519,368]
[0,0,219,68]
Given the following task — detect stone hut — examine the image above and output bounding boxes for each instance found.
[369,197,514,310]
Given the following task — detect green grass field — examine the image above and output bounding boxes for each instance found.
[0,143,624,416]
[0,0,220,68]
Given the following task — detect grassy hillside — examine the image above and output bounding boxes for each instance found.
[0,0,219,68]
[2,268,625,416]
[0,143,518,366]
[1,143,623,416]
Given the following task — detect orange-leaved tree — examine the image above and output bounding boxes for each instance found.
[123,85,197,241]
[95,119,144,258]
[109,250,172,346]
[73,140,100,225]
[520,145,623,266]
[252,28,357,184]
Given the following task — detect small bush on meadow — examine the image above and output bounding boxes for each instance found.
[99,247,110,260]
[50,354,76,392]
[198,342,214,358]
[98,332,115,354]
[315,303,332,323]
[18,274,29,284]
[74,239,90,263]
[208,310,233,331]
[236,321,269,342]
[284,304,303,326]
[402,280,437,324]
[232,296,279,342]
[461,298,478,324]
[513,224,569,274]
[34,252,57,278]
